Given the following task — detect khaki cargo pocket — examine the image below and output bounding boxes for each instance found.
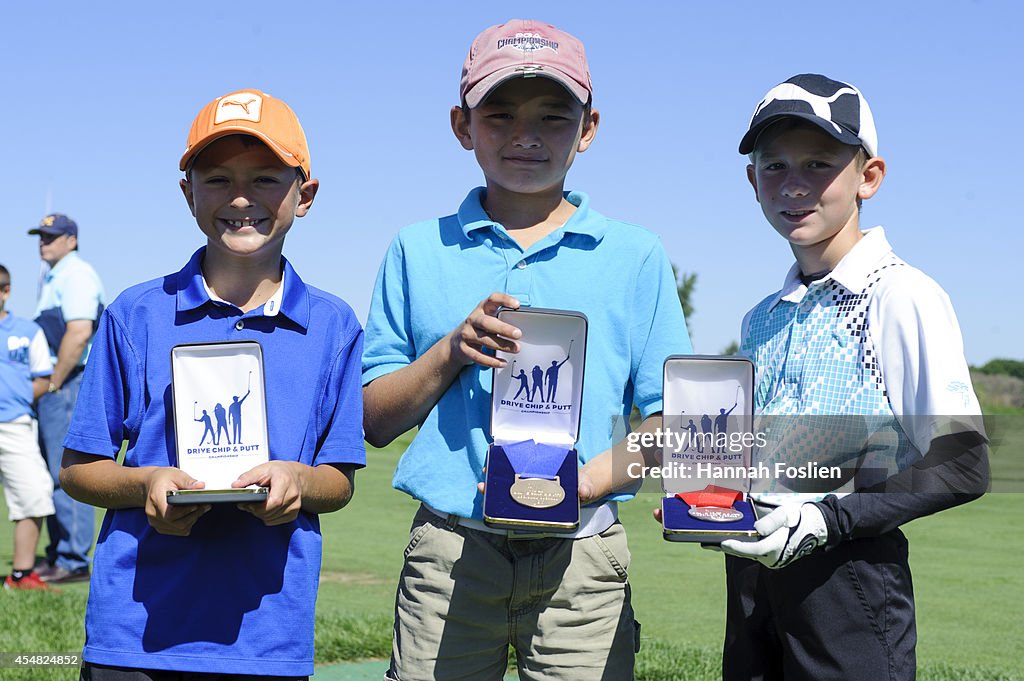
[590,522,631,582]
[404,507,441,558]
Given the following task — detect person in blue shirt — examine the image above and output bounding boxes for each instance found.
[0,264,56,591]
[362,20,690,681]
[59,89,365,680]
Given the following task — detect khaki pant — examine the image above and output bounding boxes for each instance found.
[387,505,639,681]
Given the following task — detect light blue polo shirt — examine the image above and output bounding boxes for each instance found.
[33,250,105,365]
[363,188,691,519]
[65,248,365,676]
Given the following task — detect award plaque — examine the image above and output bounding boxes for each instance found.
[167,341,270,505]
[483,307,586,532]
[660,355,761,543]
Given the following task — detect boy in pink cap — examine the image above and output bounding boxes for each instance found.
[363,19,691,681]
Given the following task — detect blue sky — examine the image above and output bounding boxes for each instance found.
[2,1,1019,365]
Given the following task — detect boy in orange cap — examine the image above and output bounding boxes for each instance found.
[61,89,366,679]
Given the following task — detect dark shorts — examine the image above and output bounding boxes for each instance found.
[724,529,916,681]
[80,663,307,681]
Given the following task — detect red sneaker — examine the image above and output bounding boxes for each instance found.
[3,571,59,592]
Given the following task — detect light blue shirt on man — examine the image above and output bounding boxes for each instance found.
[33,250,105,365]
[363,188,692,519]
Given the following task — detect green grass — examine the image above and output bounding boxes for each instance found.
[0,588,87,681]
[3,429,1022,679]
[987,414,1024,490]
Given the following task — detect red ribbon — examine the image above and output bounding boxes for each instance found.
[676,484,742,508]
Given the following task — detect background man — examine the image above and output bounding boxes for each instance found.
[28,213,105,584]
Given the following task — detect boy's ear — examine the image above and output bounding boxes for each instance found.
[746,164,760,201]
[294,178,320,218]
[858,156,886,201]
[179,178,197,217]
[451,105,474,150]
[576,108,600,153]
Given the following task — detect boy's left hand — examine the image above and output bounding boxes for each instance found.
[718,503,829,568]
[233,461,304,526]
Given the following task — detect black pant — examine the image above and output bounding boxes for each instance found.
[724,529,916,681]
[80,662,307,681]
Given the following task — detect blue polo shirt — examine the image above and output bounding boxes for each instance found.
[65,248,365,676]
[0,314,52,422]
[363,188,691,519]
[33,250,105,364]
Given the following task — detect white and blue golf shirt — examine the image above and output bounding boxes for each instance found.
[740,227,981,504]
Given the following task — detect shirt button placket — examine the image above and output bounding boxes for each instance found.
[508,257,531,305]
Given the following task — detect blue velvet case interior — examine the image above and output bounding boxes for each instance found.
[483,444,580,531]
[661,495,759,543]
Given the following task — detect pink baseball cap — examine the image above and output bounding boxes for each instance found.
[460,19,592,108]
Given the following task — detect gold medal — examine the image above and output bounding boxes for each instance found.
[509,475,565,509]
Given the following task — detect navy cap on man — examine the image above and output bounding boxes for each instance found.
[28,214,78,238]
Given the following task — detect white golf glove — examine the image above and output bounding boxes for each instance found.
[719,503,829,569]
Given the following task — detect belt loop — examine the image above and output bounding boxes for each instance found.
[444,513,460,531]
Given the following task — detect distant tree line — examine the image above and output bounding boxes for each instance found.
[976,359,1024,382]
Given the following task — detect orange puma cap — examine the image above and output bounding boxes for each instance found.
[180,88,311,179]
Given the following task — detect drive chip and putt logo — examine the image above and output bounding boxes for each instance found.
[497,32,559,53]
